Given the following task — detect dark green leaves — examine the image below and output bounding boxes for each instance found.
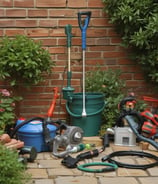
[0,35,55,87]
[102,0,158,86]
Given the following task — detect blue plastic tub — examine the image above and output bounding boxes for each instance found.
[17,119,56,152]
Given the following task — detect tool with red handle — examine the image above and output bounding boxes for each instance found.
[47,87,59,118]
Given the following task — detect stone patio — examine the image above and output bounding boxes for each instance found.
[26,138,158,184]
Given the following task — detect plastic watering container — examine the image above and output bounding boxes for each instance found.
[16,119,56,152]
[66,92,105,136]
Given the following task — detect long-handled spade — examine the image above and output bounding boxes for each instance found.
[78,11,91,117]
[62,24,74,100]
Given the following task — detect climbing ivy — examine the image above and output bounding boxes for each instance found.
[102,0,158,87]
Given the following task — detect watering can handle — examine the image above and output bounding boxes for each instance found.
[66,101,106,118]
[65,24,72,48]
[78,11,91,50]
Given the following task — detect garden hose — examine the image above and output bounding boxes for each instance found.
[77,162,118,173]
[102,150,158,169]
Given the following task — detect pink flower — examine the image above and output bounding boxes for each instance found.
[0,108,5,112]
[12,103,15,107]
[1,89,10,97]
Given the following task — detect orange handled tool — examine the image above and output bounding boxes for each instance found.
[47,87,59,118]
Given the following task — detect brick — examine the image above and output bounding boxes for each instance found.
[106,59,117,65]
[38,38,57,46]
[27,28,49,37]
[89,28,107,37]
[16,20,37,27]
[28,9,48,17]
[58,38,66,46]
[103,51,126,58]
[88,0,104,8]
[36,0,66,7]
[0,0,12,7]
[107,28,119,36]
[49,9,76,18]
[68,0,87,8]
[39,20,57,28]
[49,47,66,54]
[121,73,133,80]
[125,80,140,87]
[0,9,5,17]
[58,19,78,27]
[49,28,65,37]
[110,37,122,45]
[133,73,144,80]
[118,58,133,65]
[5,29,25,36]
[90,46,117,52]
[96,38,110,45]
[14,0,34,7]
[0,30,3,36]
[121,65,140,73]
[92,18,111,27]
[86,52,101,58]
[0,20,15,27]
[6,9,26,17]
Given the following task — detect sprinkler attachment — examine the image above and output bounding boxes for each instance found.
[52,123,84,158]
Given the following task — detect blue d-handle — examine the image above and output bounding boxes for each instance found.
[78,11,91,50]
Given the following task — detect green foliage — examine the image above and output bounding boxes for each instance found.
[0,144,30,184]
[0,89,21,133]
[102,0,158,86]
[0,35,54,87]
[85,68,126,130]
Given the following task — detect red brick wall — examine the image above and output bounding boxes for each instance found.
[0,0,156,119]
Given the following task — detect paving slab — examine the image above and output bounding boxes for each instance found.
[138,177,158,184]
[99,177,139,184]
[27,168,48,179]
[55,176,98,184]
[34,179,54,184]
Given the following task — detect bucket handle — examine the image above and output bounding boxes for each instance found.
[66,101,106,118]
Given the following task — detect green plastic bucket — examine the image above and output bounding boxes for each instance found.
[66,92,105,136]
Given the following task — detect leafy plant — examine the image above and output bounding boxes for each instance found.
[85,68,126,131]
[0,35,54,87]
[102,0,158,86]
[0,89,21,134]
[0,144,30,184]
